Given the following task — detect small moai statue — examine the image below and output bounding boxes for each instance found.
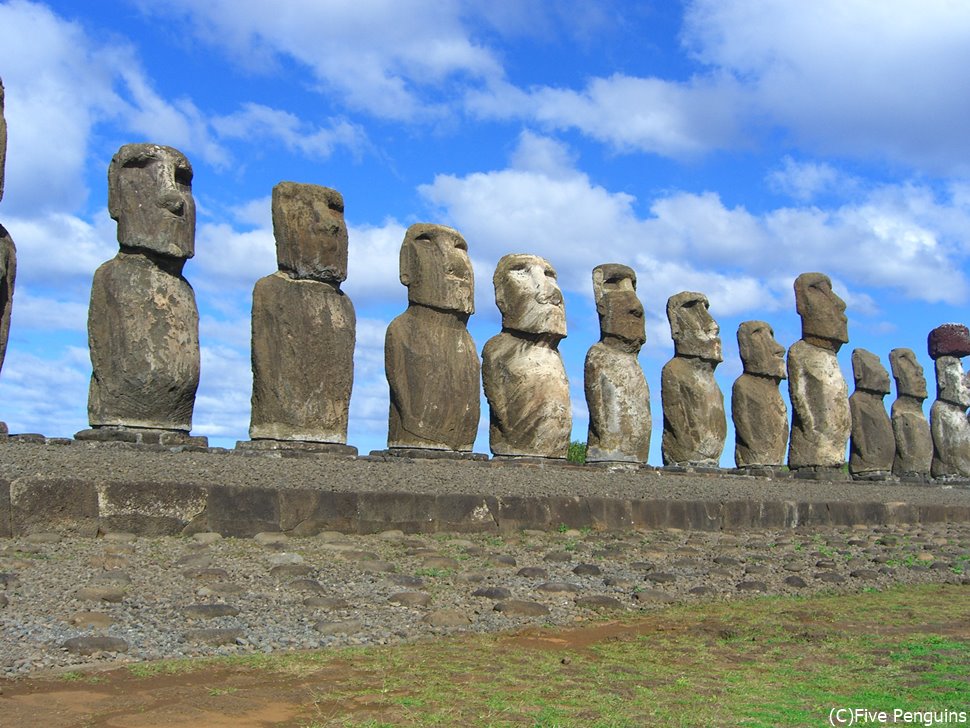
[482,253,570,459]
[77,143,205,446]
[787,272,850,476]
[661,291,726,467]
[0,77,17,436]
[584,264,650,465]
[888,347,932,479]
[244,182,356,454]
[731,321,788,469]
[848,348,895,480]
[384,223,480,456]
[928,323,970,479]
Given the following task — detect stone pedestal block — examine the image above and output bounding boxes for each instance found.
[250,272,355,443]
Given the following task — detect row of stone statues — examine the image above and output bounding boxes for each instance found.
[0,123,968,479]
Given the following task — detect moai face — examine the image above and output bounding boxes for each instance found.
[936,356,970,408]
[889,347,928,400]
[794,272,848,350]
[592,265,644,351]
[738,320,785,379]
[400,223,473,314]
[108,144,195,259]
[0,77,6,201]
[494,253,566,337]
[667,291,722,362]
[272,182,348,283]
[852,348,890,395]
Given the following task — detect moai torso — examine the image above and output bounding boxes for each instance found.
[848,349,895,478]
[584,264,650,464]
[731,320,787,467]
[87,144,200,432]
[483,254,570,459]
[385,224,479,451]
[249,182,355,443]
[660,291,725,466]
[929,328,970,479]
[786,273,850,470]
[889,347,932,477]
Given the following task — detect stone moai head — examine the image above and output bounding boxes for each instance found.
[927,323,970,360]
[108,143,195,259]
[272,181,348,283]
[592,264,644,351]
[793,272,848,351]
[494,253,566,337]
[935,356,970,408]
[399,223,473,314]
[0,76,6,201]
[667,291,722,362]
[889,348,927,400]
[852,348,890,395]
[737,320,785,379]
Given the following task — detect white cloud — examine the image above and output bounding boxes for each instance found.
[8,287,88,331]
[767,157,857,202]
[4,212,115,286]
[0,346,90,436]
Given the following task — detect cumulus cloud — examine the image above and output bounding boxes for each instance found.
[212,104,367,159]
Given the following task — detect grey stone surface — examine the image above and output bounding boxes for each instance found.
[849,349,895,478]
[250,182,355,444]
[889,348,932,477]
[86,144,200,435]
[732,321,787,467]
[787,273,850,470]
[585,264,650,464]
[661,291,725,466]
[0,78,15,419]
[386,224,479,451]
[0,76,6,200]
[931,355,970,478]
[483,254,570,459]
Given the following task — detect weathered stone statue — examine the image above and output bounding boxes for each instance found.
[889,347,932,478]
[0,77,17,436]
[482,254,570,459]
[661,291,725,466]
[731,320,787,468]
[787,272,850,475]
[245,182,356,453]
[78,144,205,446]
[848,348,895,479]
[384,223,479,455]
[584,264,650,464]
[928,324,970,479]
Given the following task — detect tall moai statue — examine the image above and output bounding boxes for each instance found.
[584,264,650,464]
[245,182,356,454]
[661,291,725,467]
[78,143,205,447]
[482,254,570,459]
[731,321,787,468]
[888,347,932,478]
[848,348,895,480]
[787,272,850,476]
[384,223,480,456]
[0,77,17,436]
[928,324,970,479]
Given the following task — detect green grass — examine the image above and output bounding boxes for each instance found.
[566,440,587,464]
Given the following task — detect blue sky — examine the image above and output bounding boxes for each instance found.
[1,0,969,463]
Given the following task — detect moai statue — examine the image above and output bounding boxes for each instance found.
[731,321,787,469]
[661,291,725,467]
[384,223,480,456]
[889,347,932,478]
[78,144,205,446]
[787,272,850,476]
[0,77,17,436]
[245,182,356,453]
[584,264,650,465]
[848,349,895,479]
[482,254,570,459]
[928,324,970,479]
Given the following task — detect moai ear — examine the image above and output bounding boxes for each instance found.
[399,240,417,287]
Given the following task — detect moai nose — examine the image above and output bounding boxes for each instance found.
[158,191,185,215]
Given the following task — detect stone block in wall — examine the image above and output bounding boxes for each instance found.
[357,492,435,534]
[279,489,358,535]
[206,485,281,537]
[10,478,99,536]
[493,496,553,534]
[433,494,498,533]
[97,481,207,536]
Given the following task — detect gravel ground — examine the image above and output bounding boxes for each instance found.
[1,522,968,678]
[3,439,970,505]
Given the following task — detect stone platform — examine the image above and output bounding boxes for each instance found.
[0,439,968,538]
